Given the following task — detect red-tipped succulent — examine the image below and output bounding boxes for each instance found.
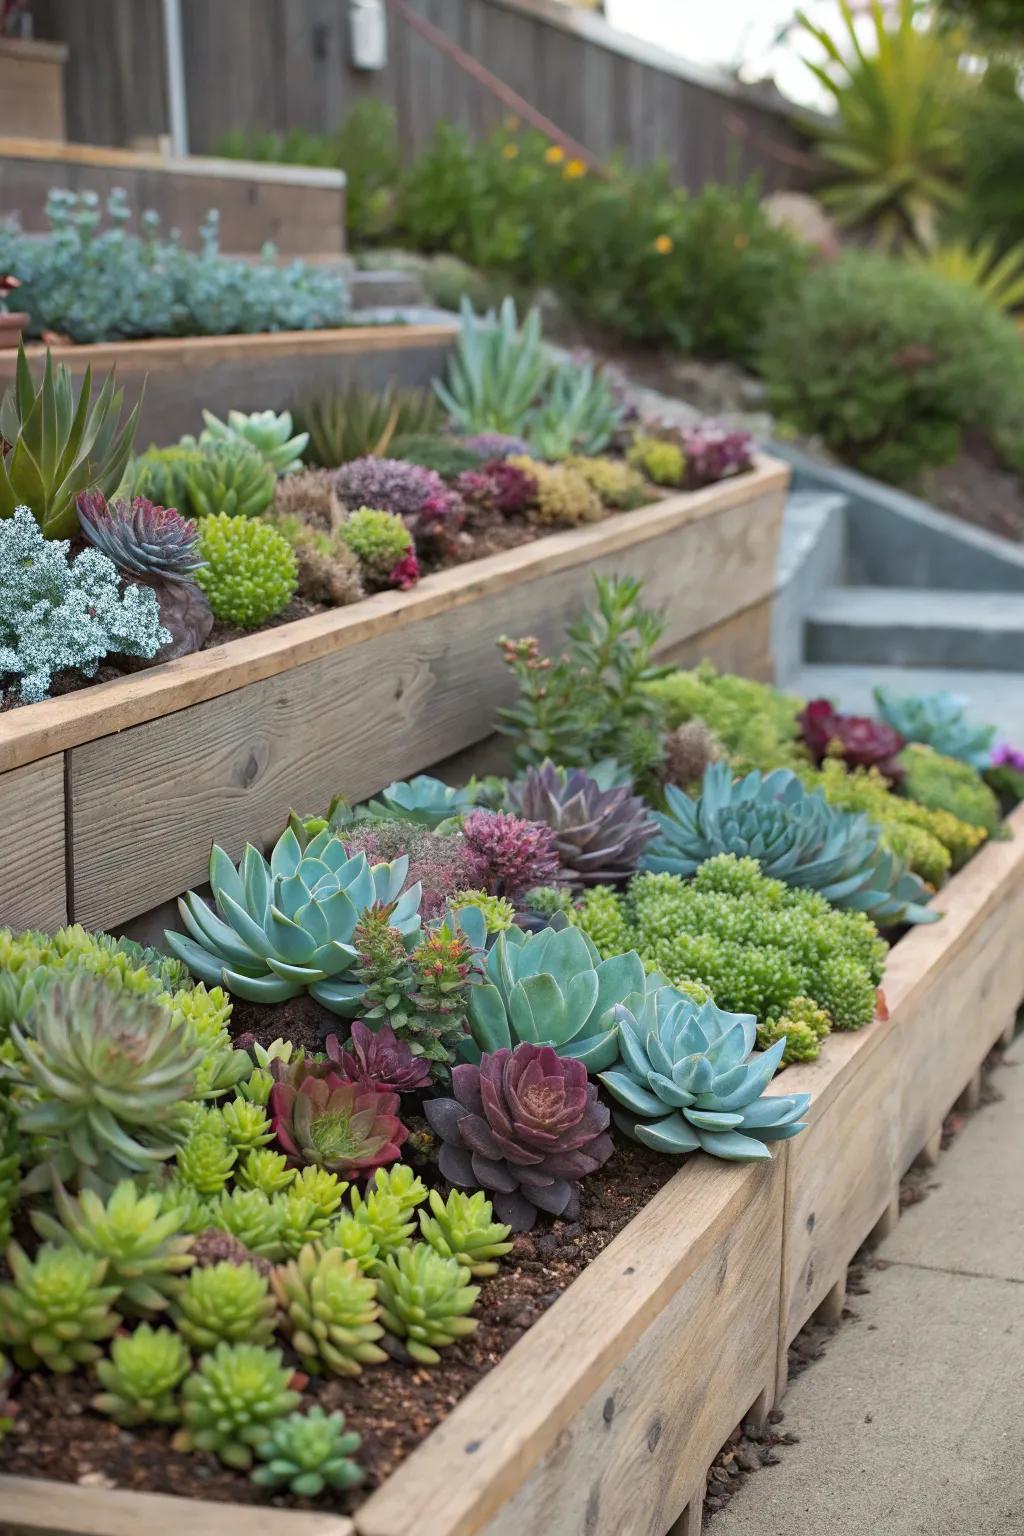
[798,698,905,782]
[461,810,562,901]
[271,1073,408,1177]
[424,1043,613,1231]
[326,1022,432,1094]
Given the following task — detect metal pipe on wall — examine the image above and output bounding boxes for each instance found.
[162,0,189,157]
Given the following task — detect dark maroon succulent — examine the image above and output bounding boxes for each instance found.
[325,1022,432,1093]
[271,1072,408,1177]
[454,460,538,518]
[461,810,562,901]
[679,422,754,485]
[386,549,421,590]
[798,698,905,782]
[507,759,658,885]
[424,1043,613,1231]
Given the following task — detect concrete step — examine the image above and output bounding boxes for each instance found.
[774,490,848,688]
[791,663,1024,741]
[804,586,1024,671]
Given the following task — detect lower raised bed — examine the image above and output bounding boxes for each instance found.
[3,788,1022,1536]
[0,456,787,934]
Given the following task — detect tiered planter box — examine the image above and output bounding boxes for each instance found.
[0,457,788,935]
[3,808,1024,1536]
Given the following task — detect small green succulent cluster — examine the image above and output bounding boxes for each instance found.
[178,1342,301,1468]
[644,663,806,774]
[252,1405,363,1497]
[898,744,1001,833]
[271,1244,387,1377]
[574,854,886,1032]
[376,1242,480,1365]
[172,1260,278,1350]
[804,759,988,875]
[31,1180,194,1313]
[0,1241,121,1372]
[506,455,605,526]
[194,511,298,628]
[756,996,833,1065]
[564,455,648,509]
[626,435,685,487]
[337,505,413,581]
[94,1324,190,1426]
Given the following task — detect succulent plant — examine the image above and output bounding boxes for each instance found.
[172,1260,278,1350]
[435,297,550,435]
[194,511,297,627]
[426,1043,613,1230]
[9,974,202,1192]
[899,743,1000,832]
[627,436,685,487]
[210,1187,284,1259]
[463,924,646,1071]
[31,1180,194,1314]
[221,1097,274,1152]
[337,505,415,586]
[127,443,205,510]
[643,763,938,926]
[176,1124,238,1196]
[526,362,623,459]
[679,423,754,484]
[564,455,647,510]
[343,821,483,924]
[343,906,477,1067]
[366,1162,428,1213]
[757,996,832,1065]
[506,455,605,526]
[238,1148,297,1196]
[158,1177,211,1235]
[461,810,562,900]
[364,774,478,829]
[0,1242,121,1371]
[290,1164,348,1223]
[455,460,538,517]
[873,686,996,769]
[0,1103,20,1250]
[0,341,140,539]
[93,1324,190,1425]
[329,1020,433,1093]
[166,825,421,1009]
[507,760,657,886]
[388,432,483,476]
[347,1183,417,1257]
[271,1243,386,1377]
[270,512,365,606]
[295,381,443,469]
[418,1189,514,1276]
[449,889,518,934]
[330,1213,380,1274]
[376,1242,479,1365]
[183,437,277,519]
[179,1343,301,1468]
[599,988,810,1160]
[201,408,309,477]
[799,699,905,782]
[272,1075,407,1179]
[277,1191,333,1257]
[252,1405,364,1497]
[461,432,530,460]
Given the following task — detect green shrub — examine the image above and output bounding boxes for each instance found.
[761,251,1024,483]
[959,65,1024,256]
[194,513,297,627]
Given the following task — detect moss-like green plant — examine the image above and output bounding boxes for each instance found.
[194,512,297,627]
[449,889,517,934]
[237,1066,275,1106]
[627,436,685,487]
[178,1343,301,1468]
[271,1244,386,1377]
[898,744,1001,832]
[93,1324,190,1426]
[643,663,805,772]
[176,1124,237,1196]
[0,1242,120,1371]
[251,1405,364,1497]
[565,454,648,509]
[31,1179,193,1314]
[804,758,987,874]
[220,1097,273,1152]
[506,455,605,525]
[238,1148,296,1196]
[172,1260,278,1351]
[336,504,413,582]
[210,1187,284,1259]
[757,995,832,1066]
[418,1189,514,1277]
[376,1242,479,1366]
[329,1213,380,1274]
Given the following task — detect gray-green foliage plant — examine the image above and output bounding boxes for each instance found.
[435,297,550,434]
[0,189,348,344]
[873,686,996,769]
[251,1406,363,1497]
[526,361,623,460]
[200,408,308,476]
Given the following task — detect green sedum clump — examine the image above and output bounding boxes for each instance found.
[0,1242,120,1372]
[210,1187,284,1259]
[347,1183,417,1258]
[277,1192,333,1258]
[627,436,685,487]
[271,1244,386,1377]
[176,1120,238,1196]
[93,1324,190,1426]
[565,455,648,509]
[329,1213,380,1274]
[898,744,1001,833]
[238,1149,296,1196]
[290,1165,348,1223]
[252,1405,363,1498]
[506,455,605,525]
[337,506,412,579]
[449,889,517,934]
[178,1342,301,1468]
[31,1180,193,1314]
[757,996,833,1066]
[802,759,986,875]
[574,854,885,1033]
[220,1097,273,1152]
[644,663,805,772]
[419,1189,514,1277]
[172,1260,278,1351]
[376,1242,479,1366]
[194,512,297,628]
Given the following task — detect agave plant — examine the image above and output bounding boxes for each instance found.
[599,988,810,1161]
[435,297,550,435]
[526,362,623,461]
[165,826,421,1009]
[462,924,646,1071]
[643,762,939,925]
[507,760,657,885]
[201,408,308,476]
[183,438,276,519]
[873,686,996,770]
[0,341,140,539]
[363,774,479,828]
[294,382,443,470]
[908,236,1024,315]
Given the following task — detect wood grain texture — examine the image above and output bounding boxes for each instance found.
[0,1476,352,1536]
[356,1157,779,1536]
[661,595,775,681]
[0,755,67,931]
[67,477,787,928]
[0,40,66,141]
[1,462,787,775]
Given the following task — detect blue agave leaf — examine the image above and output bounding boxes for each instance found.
[737,1094,810,1130]
[220,967,304,1004]
[164,926,229,988]
[469,981,512,1053]
[209,893,277,966]
[752,1121,809,1141]
[558,1026,620,1072]
[275,870,311,921]
[647,1070,695,1109]
[564,968,600,1037]
[592,951,646,1025]
[308,976,365,1015]
[510,974,566,1045]
[684,1107,744,1130]
[314,885,360,944]
[175,893,260,971]
[242,844,271,917]
[615,1005,653,1079]
[209,843,247,912]
[266,905,319,966]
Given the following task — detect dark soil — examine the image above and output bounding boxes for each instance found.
[920,432,1024,544]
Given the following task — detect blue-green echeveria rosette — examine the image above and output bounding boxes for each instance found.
[460,923,647,1072]
[872,686,996,770]
[599,987,810,1161]
[166,825,421,1009]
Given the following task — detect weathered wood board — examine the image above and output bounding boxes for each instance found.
[0,1476,352,1536]
[0,754,67,931]
[0,40,66,141]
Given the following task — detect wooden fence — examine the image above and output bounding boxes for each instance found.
[30,0,810,190]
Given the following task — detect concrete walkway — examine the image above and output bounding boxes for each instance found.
[712,1038,1024,1536]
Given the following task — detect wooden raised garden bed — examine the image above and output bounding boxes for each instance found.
[0,456,788,935]
[3,805,1023,1536]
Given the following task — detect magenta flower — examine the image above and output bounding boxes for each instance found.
[680,422,754,485]
[386,549,421,589]
[991,741,1024,773]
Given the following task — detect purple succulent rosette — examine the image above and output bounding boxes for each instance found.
[679,422,755,485]
[326,1021,432,1093]
[461,810,562,901]
[425,1042,613,1231]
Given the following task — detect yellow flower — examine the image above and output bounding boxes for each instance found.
[504,115,520,132]
[654,234,674,255]
[502,142,520,160]
[564,158,587,180]
[544,144,565,165]
[733,232,750,250]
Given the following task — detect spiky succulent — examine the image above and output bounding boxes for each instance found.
[290,1164,348,1223]
[271,1243,386,1377]
[329,1021,432,1093]
[0,1242,121,1371]
[210,1187,284,1259]
[252,1405,364,1497]
[183,437,277,518]
[172,1260,277,1351]
[376,1242,479,1365]
[347,1183,417,1258]
[426,1043,613,1230]
[176,1122,238,1196]
[873,687,996,769]
[271,1075,408,1178]
[9,974,201,1192]
[363,775,479,829]
[201,408,309,477]
[435,296,550,436]
[77,492,204,575]
[367,1163,428,1212]
[166,825,421,1009]
[239,1148,297,1196]
[31,1180,193,1314]
[330,1213,380,1274]
[450,889,517,934]
[643,763,938,925]
[221,1097,274,1152]
[277,1191,332,1257]
[599,988,810,1160]
[463,924,646,1071]
[799,699,904,782]
[93,1324,190,1426]
[419,1189,514,1276]
[179,1343,301,1468]
[525,361,623,460]
[507,760,657,885]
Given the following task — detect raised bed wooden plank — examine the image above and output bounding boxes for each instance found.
[0,753,67,931]
[0,1476,352,1536]
[355,1156,781,1536]
[64,472,786,929]
[0,40,66,142]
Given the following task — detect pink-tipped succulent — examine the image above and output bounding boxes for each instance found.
[386,549,421,590]
[271,1073,408,1177]
[799,699,905,782]
[461,810,561,901]
[424,1043,613,1230]
[507,760,658,885]
[326,1022,432,1093]
[455,461,537,518]
[679,423,754,485]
